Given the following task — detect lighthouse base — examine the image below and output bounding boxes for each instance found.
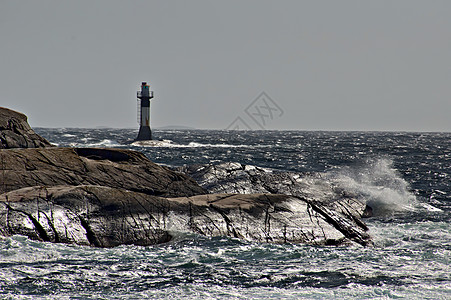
[135,126,152,141]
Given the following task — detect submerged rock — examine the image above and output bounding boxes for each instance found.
[0,185,371,247]
[0,147,205,197]
[0,107,52,149]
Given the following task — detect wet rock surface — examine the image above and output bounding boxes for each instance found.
[0,107,52,149]
[176,162,372,239]
[0,186,371,247]
[176,162,370,216]
[0,107,372,247]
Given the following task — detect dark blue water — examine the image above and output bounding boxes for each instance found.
[1,129,449,299]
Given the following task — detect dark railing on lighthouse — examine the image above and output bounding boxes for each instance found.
[135,82,154,141]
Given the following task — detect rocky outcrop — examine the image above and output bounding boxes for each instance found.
[0,148,372,247]
[176,162,372,234]
[0,147,205,197]
[0,107,373,247]
[0,107,52,149]
[177,162,370,212]
[0,185,371,247]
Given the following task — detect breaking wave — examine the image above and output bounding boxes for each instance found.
[132,141,257,148]
[327,158,419,216]
[67,139,122,148]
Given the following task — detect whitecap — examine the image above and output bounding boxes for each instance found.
[131,140,255,148]
[84,139,121,147]
[327,158,419,216]
[131,139,174,147]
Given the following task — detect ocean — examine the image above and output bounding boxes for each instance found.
[1,129,449,299]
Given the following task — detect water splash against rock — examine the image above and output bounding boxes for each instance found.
[327,158,418,216]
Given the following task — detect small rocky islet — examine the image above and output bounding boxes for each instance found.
[0,107,372,247]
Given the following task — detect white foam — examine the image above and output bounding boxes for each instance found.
[131,139,174,147]
[420,203,443,212]
[83,139,121,147]
[328,158,419,216]
[181,142,251,148]
[131,140,255,148]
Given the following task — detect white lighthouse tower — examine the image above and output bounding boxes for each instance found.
[135,82,154,141]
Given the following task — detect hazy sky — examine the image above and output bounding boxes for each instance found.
[1,0,450,131]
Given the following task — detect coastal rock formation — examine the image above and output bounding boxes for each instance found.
[0,147,205,197]
[176,162,372,230]
[0,185,371,247]
[177,163,369,210]
[0,107,52,149]
[0,107,372,247]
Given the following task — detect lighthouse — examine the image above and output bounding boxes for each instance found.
[135,82,154,141]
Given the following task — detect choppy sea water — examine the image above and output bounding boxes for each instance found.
[1,129,449,299]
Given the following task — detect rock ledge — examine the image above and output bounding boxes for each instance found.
[0,107,52,149]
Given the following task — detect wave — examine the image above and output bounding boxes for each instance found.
[183,142,253,148]
[132,140,257,148]
[131,140,175,147]
[327,158,420,216]
[67,139,122,148]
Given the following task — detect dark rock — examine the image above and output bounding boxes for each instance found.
[175,162,370,232]
[0,185,372,247]
[0,107,373,248]
[362,205,373,218]
[176,162,367,213]
[0,147,205,197]
[0,107,53,149]
[0,186,172,247]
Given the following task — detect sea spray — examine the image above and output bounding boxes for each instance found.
[327,158,418,216]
